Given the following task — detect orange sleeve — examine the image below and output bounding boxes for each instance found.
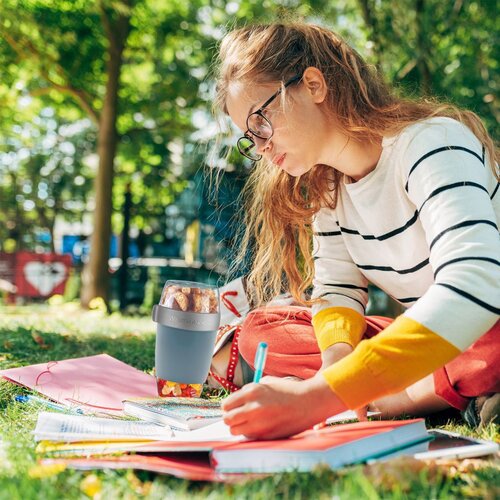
[312,307,366,351]
[321,315,461,409]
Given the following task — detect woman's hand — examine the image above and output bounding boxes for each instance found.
[320,343,368,421]
[221,374,347,439]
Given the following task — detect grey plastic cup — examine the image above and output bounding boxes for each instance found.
[152,280,220,397]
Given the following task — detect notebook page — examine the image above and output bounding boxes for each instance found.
[33,412,173,442]
[171,420,243,442]
[326,410,380,424]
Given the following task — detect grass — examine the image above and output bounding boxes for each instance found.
[0,303,498,499]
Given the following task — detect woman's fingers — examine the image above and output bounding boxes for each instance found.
[259,375,282,384]
[223,407,249,428]
[221,383,260,412]
[221,376,346,439]
[223,400,261,426]
[355,406,368,421]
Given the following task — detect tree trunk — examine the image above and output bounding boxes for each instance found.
[415,0,432,95]
[357,0,382,68]
[80,9,130,308]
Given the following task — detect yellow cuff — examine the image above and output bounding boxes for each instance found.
[312,307,366,351]
[321,315,461,409]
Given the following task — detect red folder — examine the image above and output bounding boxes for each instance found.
[41,453,234,482]
[0,354,157,414]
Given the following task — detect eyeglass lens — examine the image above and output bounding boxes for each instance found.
[237,136,261,160]
[247,112,273,139]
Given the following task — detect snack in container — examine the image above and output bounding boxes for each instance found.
[153,280,220,398]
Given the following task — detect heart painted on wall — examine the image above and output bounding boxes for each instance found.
[23,262,67,296]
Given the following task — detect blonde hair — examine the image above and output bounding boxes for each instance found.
[214,22,499,306]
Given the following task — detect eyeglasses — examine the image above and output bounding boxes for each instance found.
[237,75,302,161]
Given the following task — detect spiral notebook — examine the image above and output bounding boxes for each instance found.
[123,397,223,430]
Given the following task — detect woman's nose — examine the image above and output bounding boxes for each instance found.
[254,136,272,154]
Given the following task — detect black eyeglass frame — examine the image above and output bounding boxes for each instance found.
[237,74,302,161]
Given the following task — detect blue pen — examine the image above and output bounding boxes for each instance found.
[15,395,84,414]
[253,342,268,383]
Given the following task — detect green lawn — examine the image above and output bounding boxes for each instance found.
[0,303,498,499]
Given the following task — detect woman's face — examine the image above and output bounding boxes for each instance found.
[225,69,341,177]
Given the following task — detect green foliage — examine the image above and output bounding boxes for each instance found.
[311,0,499,138]
[0,0,497,300]
[0,110,95,251]
[140,265,162,313]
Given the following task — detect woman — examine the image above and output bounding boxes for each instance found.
[213,23,499,439]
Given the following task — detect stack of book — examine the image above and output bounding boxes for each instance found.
[33,409,431,480]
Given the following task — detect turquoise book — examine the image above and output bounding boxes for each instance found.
[123,397,223,431]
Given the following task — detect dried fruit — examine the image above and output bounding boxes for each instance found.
[160,283,218,314]
[156,377,203,398]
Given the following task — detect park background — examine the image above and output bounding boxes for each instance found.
[0,0,497,313]
[0,2,499,498]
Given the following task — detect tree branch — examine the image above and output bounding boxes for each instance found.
[356,0,382,66]
[0,28,100,124]
[98,0,116,49]
[415,0,432,95]
[358,0,377,32]
[98,0,131,54]
[120,120,193,139]
[30,84,100,125]
[396,59,417,81]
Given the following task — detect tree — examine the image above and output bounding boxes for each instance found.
[0,110,95,252]
[0,0,221,306]
[351,0,498,135]
[1,0,496,308]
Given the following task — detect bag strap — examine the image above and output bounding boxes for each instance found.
[208,325,242,393]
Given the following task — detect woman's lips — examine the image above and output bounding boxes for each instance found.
[273,153,286,166]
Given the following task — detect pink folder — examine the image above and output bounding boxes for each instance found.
[0,354,157,414]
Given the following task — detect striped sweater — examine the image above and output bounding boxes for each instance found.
[311,117,500,409]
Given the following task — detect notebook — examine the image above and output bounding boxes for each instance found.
[36,421,498,482]
[0,354,157,415]
[37,418,429,473]
[122,397,223,430]
[210,419,430,473]
[33,411,173,442]
[39,453,246,483]
[36,419,242,456]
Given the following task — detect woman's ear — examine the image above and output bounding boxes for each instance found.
[302,67,328,104]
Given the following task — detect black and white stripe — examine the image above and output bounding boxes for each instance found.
[491,182,499,200]
[436,283,500,315]
[318,292,366,311]
[356,258,430,275]
[312,118,499,348]
[405,145,484,192]
[433,256,500,278]
[429,219,498,251]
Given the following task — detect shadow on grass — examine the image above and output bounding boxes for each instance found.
[0,316,155,373]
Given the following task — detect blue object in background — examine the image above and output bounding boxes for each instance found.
[62,235,139,263]
[62,235,90,264]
